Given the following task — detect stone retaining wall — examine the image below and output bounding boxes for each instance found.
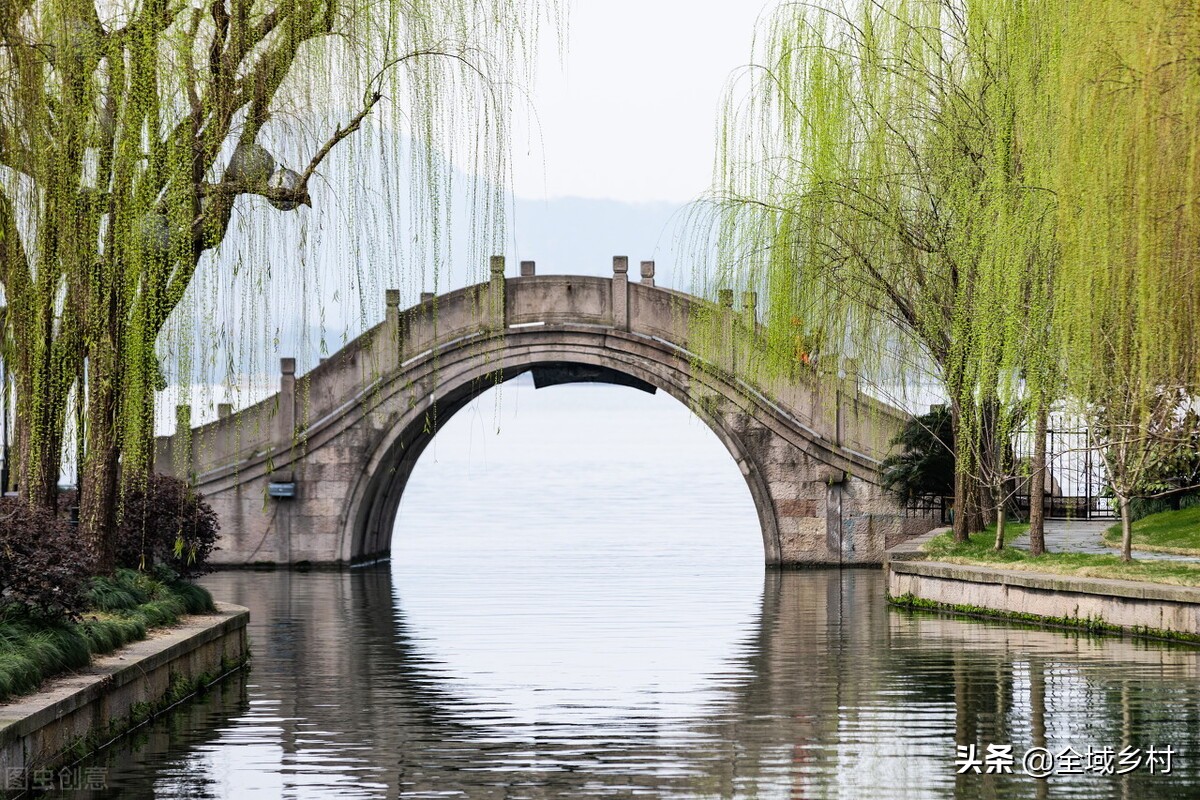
[888,561,1200,640]
[0,603,249,791]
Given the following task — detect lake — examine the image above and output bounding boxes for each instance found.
[54,380,1200,798]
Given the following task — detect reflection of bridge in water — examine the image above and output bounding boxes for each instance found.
[158,257,938,567]
[92,569,1200,798]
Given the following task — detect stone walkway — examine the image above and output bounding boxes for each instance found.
[1008,519,1200,561]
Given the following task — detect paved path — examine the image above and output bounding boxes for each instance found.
[1009,519,1200,561]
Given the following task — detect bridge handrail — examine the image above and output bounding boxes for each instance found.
[158,271,909,481]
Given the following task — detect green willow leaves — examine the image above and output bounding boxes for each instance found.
[0,0,559,567]
[700,0,1200,551]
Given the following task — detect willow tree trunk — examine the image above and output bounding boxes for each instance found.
[12,364,66,509]
[1119,495,1133,563]
[951,402,969,542]
[952,397,989,536]
[1028,405,1048,556]
[80,343,121,574]
[952,467,969,542]
[974,398,999,535]
[962,452,987,535]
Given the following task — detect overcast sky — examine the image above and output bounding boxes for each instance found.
[510,0,773,203]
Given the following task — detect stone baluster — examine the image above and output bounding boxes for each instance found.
[612,256,630,331]
[640,260,655,287]
[738,291,759,373]
[742,291,757,328]
[719,289,735,372]
[836,357,861,448]
[487,255,506,332]
[173,404,193,482]
[383,289,401,370]
[275,357,296,481]
[842,357,860,394]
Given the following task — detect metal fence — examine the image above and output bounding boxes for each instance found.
[902,420,1115,522]
[903,494,952,526]
[1011,424,1115,521]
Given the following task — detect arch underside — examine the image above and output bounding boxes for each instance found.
[344,336,785,565]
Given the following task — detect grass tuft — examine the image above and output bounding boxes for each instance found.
[0,574,214,701]
[1102,507,1200,556]
[923,527,1200,587]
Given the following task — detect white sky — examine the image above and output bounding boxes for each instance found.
[510,0,773,203]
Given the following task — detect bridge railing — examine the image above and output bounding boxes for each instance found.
[155,361,294,482]
[158,255,911,484]
[506,275,613,328]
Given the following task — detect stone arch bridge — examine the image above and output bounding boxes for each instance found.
[156,257,938,567]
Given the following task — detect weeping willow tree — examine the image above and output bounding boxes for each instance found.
[700,0,1062,544]
[1055,0,1200,561]
[0,0,558,569]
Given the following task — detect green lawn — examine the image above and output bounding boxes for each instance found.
[1102,506,1200,556]
[923,526,1200,587]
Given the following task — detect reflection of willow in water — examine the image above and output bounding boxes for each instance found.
[67,568,1200,799]
[889,608,1200,800]
[57,667,251,799]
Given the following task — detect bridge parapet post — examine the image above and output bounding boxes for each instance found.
[172,404,194,482]
[719,288,736,373]
[612,256,630,331]
[841,357,861,395]
[520,260,535,277]
[742,291,757,327]
[640,260,655,287]
[836,357,861,448]
[487,255,506,332]
[380,289,401,371]
[738,291,759,375]
[217,403,232,419]
[274,357,296,481]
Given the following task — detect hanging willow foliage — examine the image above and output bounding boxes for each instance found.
[0,0,559,569]
[1055,0,1200,559]
[698,0,1062,542]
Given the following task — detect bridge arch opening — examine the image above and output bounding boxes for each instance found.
[345,355,783,565]
[170,275,933,567]
[384,380,767,731]
[389,371,766,582]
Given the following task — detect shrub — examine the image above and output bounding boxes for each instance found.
[0,571,215,700]
[880,406,956,506]
[0,498,94,618]
[1130,496,1173,522]
[117,474,220,578]
[1130,491,1200,521]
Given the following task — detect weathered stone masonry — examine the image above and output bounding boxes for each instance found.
[157,257,939,566]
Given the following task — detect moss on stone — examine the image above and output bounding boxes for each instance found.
[888,591,1200,645]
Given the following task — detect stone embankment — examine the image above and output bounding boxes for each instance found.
[0,603,249,794]
[886,528,1200,642]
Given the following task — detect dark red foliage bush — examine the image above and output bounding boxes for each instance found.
[117,474,219,578]
[0,498,94,618]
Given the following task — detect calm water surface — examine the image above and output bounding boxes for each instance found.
[56,382,1200,798]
